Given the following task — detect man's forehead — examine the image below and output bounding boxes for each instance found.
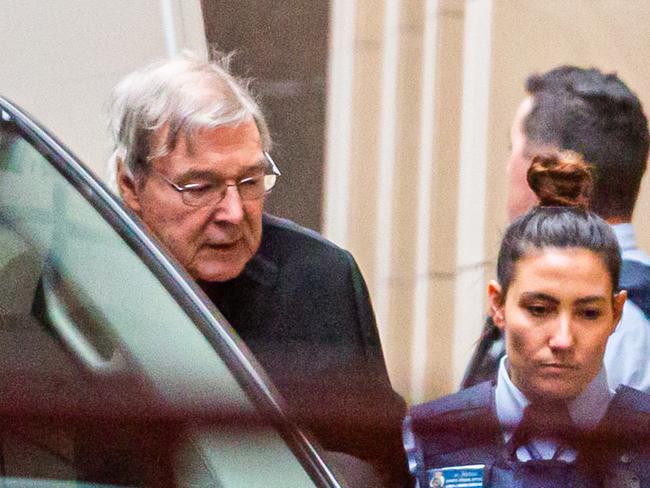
[151,118,261,157]
[199,119,262,149]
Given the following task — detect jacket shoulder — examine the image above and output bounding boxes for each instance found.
[619,259,650,319]
[620,259,650,288]
[262,214,351,261]
[404,382,500,477]
[409,381,494,431]
[600,385,650,444]
[612,385,650,415]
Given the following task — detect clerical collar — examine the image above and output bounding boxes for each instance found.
[495,356,614,443]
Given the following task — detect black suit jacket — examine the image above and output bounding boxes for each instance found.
[199,214,408,487]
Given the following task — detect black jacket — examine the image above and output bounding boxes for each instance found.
[199,214,408,487]
[405,382,650,487]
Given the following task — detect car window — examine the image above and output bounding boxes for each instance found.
[0,100,335,487]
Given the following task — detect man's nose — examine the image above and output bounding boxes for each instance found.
[548,314,575,350]
[214,185,245,223]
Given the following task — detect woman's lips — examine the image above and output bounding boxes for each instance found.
[539,363,579,372]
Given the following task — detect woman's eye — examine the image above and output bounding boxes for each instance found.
[580,308,603,320]
[526,305,548,317]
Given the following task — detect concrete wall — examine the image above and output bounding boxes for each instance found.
[0,0,206,180]
[325,0,466,401]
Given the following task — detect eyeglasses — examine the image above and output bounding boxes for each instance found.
[150,152,281,207]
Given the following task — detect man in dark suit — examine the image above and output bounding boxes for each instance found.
[107,51,407,487]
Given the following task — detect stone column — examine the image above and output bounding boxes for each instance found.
[325,0,466,401]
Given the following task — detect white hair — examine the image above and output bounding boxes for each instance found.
[106,50,271,192]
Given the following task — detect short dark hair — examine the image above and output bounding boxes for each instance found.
[523,66,649,220]
[497,152,621,299]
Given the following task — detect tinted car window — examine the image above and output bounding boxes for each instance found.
[0,100,338,487]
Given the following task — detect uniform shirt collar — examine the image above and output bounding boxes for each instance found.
[495,356,614,441]
[611,223,636,255]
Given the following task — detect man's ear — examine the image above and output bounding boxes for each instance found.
[117,161,142,215]
[611,290,628,335]
[487,280,506,330]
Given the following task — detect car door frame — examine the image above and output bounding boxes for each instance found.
[0,96,344,488]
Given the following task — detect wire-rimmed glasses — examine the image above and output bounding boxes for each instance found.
[151,151,281,207]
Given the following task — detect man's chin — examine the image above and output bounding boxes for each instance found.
[188,244,256,282]
[191,262,247,283]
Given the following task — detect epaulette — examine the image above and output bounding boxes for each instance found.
[597,385,650,444]
[612,385,650,414]
[410,381,494,433]
[408,381,500,458]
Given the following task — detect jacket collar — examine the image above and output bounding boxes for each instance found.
[238,249,279,288]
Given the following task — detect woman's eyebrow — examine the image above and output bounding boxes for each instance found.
[519,292,559,305]
[575,296,607,305]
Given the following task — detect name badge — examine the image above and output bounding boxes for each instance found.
[426,464,485,487]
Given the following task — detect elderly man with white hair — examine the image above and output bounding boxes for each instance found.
[107,52,408,487]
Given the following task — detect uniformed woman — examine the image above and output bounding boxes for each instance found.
[404,151,650,488]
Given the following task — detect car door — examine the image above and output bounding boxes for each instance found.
[0,97,345,488]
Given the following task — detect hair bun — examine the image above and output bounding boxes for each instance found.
[526,151,593,208]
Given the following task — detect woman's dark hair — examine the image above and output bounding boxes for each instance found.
[496,151,621,299]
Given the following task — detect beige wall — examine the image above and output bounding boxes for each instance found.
[326,0,650,404]
[326,0,466,402]
[0,0,206,180]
